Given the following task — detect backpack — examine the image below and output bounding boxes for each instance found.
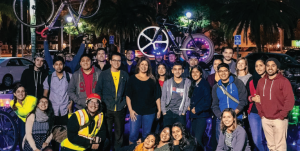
[47,72,71,90]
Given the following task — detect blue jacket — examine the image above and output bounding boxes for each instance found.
[211,76,248,120]
[44,41,85,73]
[190,79,211,118]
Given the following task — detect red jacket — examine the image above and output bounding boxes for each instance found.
[247,79,255,114]
[256,73,295,120]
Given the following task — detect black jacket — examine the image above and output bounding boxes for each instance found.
[93,62,111,71]
[124,61,137,76]
[20,65,48,99]
[95,68,129,111]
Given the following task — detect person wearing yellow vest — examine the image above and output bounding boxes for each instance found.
[10,83,38,151]
[61,93,106,151]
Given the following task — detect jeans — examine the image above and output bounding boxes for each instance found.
[106,108,126,150]
[191,117,207,150]
[248,113,266,151]
[18,118,25,151]
[163,110,186,127]
[129,113,155,143]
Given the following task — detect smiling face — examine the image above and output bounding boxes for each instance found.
[126,50,135,61]
[144,135,156,149]
[138,60,149,73]
[80,56,92,70]
[14,87,26,101]
[266,61,278,77]
[110,55,121,70]
[172,126,183,141]
[191,68,202,81]
[172,65,183,78]
[38,98,48,111]
[96,50,106,62]
[189,58,199,67]
[87,98,99,113]
[255,60,266,76]
[222,111,234,128]
[213,59,222,72]
[158,65,166,77]
[237,59,246,71]
[160,127,171,142]
[222,49,234,61]
[218,67,230,82]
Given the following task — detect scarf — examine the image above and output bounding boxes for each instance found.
[35,108,49,122]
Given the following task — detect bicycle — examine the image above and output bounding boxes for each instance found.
[13,0,101,37]
[137,18,214,63]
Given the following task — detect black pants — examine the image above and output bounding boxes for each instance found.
[106,108,126,150]
[52,114,69,151]
[163,110,186,127]
[191,117,207,150]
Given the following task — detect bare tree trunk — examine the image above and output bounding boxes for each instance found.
[12,22,20,57]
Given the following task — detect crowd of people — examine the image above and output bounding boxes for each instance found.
[10,38,295,151]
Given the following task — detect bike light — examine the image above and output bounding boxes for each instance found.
[67,16,73,23]
[186,12,192,18]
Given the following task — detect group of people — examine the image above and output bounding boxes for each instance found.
[10,39,295,151]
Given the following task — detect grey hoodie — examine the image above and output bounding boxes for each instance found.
[217,125,251,151]
[161,77,191,115]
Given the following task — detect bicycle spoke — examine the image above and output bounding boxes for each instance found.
[141,33,152,42]
[140,43,152,51]
[3,136,9,148]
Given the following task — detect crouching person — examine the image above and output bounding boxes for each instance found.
[61,93,106,151]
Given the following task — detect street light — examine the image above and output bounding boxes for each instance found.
[67,16,73,23]
[66,16,73,53]
[186,12,192,18]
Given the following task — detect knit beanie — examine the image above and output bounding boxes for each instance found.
[266,58,280,69]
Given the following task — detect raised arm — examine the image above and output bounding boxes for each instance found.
[44,40,54,72]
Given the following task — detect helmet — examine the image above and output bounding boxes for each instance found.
[86,93,101,105]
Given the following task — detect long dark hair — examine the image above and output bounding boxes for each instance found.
[170,122,193,151]
[135,56,155,81]
[188,65,203,98]
[144,133,160,148]
[27,96,55,137]
[155,63,171,80]
[12,83,27,111]
[220,108,237,133]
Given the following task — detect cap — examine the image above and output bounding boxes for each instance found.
[86,93,101,104]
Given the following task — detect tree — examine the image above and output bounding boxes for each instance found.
[220,0,298,52]
[86,0,155,53]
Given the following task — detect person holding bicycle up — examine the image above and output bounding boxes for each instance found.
[10,83,38,151]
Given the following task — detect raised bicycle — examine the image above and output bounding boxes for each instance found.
[137,18,214,63]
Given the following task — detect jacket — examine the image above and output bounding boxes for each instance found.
[124,61,137,76]
[93,62,111,71]
[256,73,295,120]
[10,95,37,122]
[161,77,191,115]
[67,67,101,109]
[95,68,129,111]
[190,79,212,118]
[211,76,248,119]
[20,65,48,99]
[44,40,85,73]
[61,109,106,151]
[216,125,251,151]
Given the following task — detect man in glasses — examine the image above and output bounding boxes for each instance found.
[96,52,129,150]
[211,63,247,141]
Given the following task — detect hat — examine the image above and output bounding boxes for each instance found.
[266,58,280,69]
[86,93,101,104]
[188,52,200,60]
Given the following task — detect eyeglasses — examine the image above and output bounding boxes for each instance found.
[111,60,121,63]
[88,101,99,105]
[218,70,229,73]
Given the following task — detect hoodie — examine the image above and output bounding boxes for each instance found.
[256,73,295,120]
[20,65,48,99]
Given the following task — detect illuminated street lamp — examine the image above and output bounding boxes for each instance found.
[186,12,192,18]
[67,16,73,23]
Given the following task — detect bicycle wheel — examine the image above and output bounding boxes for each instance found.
[0,110,18,151]
[13,0,54,28]
[137,26,169,58]
[181,33,215,64]
[69,0,101,19]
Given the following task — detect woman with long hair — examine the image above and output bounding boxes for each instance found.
[10,83,38,151]
[156,63,171,88]
[207,59,223,88]
[23,97,54,151]
[188,65,211,150]
[155,126,172,151]
[217,108,251,151]
[170,122,196,151]
[126,56,162,144]
[245,59,267,151]
[235,57,252,85]
[134,133,160,151]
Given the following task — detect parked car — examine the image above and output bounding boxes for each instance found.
[285,49,300,63]
[0,57,33,87]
